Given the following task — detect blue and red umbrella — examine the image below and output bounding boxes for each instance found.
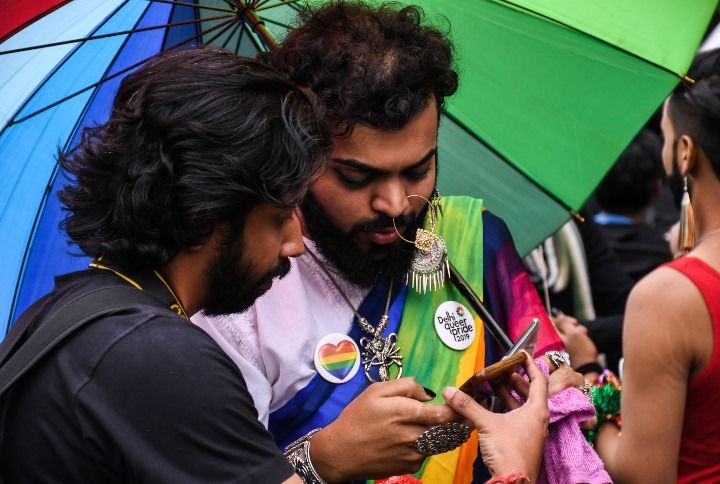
[0,0,294,333]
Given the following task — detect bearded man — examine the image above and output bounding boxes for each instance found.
[194,2,562,482]
[0,48,329,483]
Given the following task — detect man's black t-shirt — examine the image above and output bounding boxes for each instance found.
[0,270,293,483]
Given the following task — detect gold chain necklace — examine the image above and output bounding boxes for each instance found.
[88,260,189,320]
[304,246,403,382]
[696,227,720,247]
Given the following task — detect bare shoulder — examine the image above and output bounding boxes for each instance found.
[627,265,703,324]
[624,264,709,375]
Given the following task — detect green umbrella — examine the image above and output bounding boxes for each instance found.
[407,0,717,254]
[133,0,716,256]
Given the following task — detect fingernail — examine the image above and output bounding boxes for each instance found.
[443,387,457,401]
[423,386,436,399]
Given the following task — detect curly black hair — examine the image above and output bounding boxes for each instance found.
[261,0,458,133]
[59,48,328,270]
[595,128,663,214]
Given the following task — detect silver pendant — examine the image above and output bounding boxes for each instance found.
[358,315,403,382]
[407,235,450,293]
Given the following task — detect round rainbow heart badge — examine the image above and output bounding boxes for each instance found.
[313,333,361,384]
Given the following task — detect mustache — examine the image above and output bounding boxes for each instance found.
[351,212,417,235]
[262,258,291,283]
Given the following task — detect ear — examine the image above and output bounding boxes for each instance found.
[187,225,224,253]
[295,206,310,237]
[677,134,698,176]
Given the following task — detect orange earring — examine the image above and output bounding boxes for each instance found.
[679,176,695,254]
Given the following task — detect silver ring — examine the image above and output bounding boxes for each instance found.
[414,422,472,456]
[545,351,568,370]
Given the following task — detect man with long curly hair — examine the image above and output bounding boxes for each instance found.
[194,2,564,482]
[0,48,330,482]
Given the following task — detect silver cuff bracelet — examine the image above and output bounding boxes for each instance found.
[284,428,327,484]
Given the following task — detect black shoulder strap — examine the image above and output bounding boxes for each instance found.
[0,285,164,398]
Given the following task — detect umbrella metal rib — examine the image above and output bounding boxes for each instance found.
[7,16,239,126]
[0,13,235,56]
[151,0,235,13]
[3,0,286,126]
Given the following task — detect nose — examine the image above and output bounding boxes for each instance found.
[370,179,410,219]
[280,211,305,258]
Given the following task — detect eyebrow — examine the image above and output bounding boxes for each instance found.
[332,148,437,175]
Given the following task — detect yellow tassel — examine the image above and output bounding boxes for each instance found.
[679,187,695,252]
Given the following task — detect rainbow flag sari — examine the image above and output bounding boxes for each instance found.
[269,196,562,483]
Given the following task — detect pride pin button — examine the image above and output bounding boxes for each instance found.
[313,333,360,384]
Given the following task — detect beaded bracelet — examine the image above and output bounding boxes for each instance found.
[584,369,622,445]
[486,471,531,483]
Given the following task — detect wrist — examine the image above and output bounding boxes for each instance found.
[490,457,538,483]
[307,427,345,483]
[573,361,602,386]
[584,369,622,446]
[487,471,531,484]
[583,371,601,385]
[285,428,339,484]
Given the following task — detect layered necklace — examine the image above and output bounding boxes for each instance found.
[305,246,403,382]
[88,259,189,320]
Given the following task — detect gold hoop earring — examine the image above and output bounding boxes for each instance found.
[393,192,449,293]
[679,175,695,253]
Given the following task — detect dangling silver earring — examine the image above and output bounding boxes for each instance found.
[393,192,449,293]
[679,175,695,253]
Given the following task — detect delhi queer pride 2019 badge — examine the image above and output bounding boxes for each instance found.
[314,333,361,384]
[434,301,475,350]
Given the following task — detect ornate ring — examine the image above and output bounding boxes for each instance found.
[414,422,472,456]
[582,383,594,406]
[545,350,568,370]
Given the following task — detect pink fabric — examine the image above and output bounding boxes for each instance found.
[534,359,611,484]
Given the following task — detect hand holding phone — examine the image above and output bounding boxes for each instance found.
[459,352,527,402]
[458,318,540,404]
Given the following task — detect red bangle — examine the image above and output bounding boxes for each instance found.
[486,471,531,483]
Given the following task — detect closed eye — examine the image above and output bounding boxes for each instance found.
[404,166,431,180]
[335,168,372,188]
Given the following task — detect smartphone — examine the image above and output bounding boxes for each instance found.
[458,318,539,403]
[506,318,540,357]
[458,352,527,402]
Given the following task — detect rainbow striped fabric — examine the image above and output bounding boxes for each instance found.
[269,197,562,483]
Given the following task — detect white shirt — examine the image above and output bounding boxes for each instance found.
[193,239,369,426]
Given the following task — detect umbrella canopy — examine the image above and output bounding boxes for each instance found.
[427,0,716,255]
[0,0,296,333]
[0,0,715,335]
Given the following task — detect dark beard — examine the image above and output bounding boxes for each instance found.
[667,139,685,209]
[300,192,427,287]
[202,228,291,316]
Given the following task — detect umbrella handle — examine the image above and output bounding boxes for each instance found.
[448,262,513,352]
